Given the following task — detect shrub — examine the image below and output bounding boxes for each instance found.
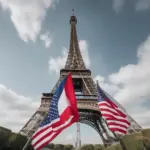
[121,132,144,150]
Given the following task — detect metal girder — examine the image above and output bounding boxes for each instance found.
[80,120,100,135]
[79,117,106,144]
[78,109,108,144]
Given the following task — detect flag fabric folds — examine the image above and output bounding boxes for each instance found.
[97,82,130,135]
[32,73,79,150]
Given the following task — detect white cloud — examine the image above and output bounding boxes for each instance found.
[79,40,91,68]
[40,32,52,48]
[128,106,150,128]
[0,0,58,42]
[49,47,68,74]
[112,0,150,13]
[94,75,119,96]
[0,84,40,132]
[95,36,150,128]
[48,40,91,74]
[136,0,150,11]
[109,36,150,106]
[112,0,125,13]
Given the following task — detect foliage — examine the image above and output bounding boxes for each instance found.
[105,143,122,150]
[7,133,28,150]
[94,144,105,150]
[63,144,74,150]
[0,127,11,150]
[0,129,34,150]
[46,143,55,149]
[141,128,150,149]
[121,132,144,150]
[79,144,94,150]
[46,143,74,150]
[53,144,65,150]
[1,126,150,150]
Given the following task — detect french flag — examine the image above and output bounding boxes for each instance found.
[32,73,79,150]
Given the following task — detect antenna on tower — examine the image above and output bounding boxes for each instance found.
[75,122,81,149]
[72,9,74,15]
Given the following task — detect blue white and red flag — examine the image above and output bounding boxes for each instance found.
[32,73,79,150]
[97,82,130,135]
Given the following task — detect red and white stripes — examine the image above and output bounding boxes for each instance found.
[98,100,130,135]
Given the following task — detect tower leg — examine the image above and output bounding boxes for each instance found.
[20,110,47,137]
[93,119,106,144]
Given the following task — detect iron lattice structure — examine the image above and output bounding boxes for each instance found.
[20,14,142,147]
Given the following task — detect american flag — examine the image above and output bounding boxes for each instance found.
[97,83,130,135]
[32,73,79,150]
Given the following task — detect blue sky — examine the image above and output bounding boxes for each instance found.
[0,0,150,145]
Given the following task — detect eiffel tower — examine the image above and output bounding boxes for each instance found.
[20,13,142,146]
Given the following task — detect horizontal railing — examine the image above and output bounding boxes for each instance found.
[76,95,97,100]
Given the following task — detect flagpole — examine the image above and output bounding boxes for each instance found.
[22,137,32,150]
[21,112,48,150]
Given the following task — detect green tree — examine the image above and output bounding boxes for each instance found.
[0,127,12,150]
[94,144,105,150]
[53,144,65,150]
[7,133,27,150]
[141,128,150,149]
[46,143,55,149]
[64,144,74,150]
[80,144,94,150]
[27,144,34,150]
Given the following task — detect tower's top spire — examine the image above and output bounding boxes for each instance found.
[70,9,77,24]
[64,12,86,70]
[72,9,74,15]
